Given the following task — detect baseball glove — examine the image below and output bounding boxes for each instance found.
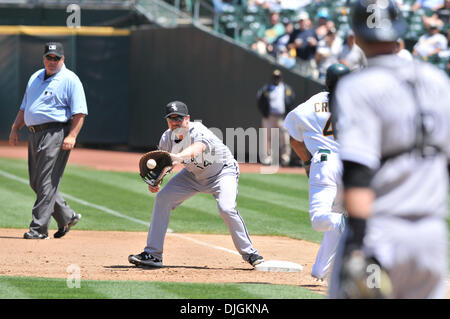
[139,150,173,187]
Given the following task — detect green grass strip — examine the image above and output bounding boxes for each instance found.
[0,157,322,242]
[0,276,324,299]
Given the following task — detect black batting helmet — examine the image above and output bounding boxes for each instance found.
[326,64,350,92]
[350,0,408,42]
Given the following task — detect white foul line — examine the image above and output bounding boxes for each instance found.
[169,233,240,255]
[0,169,149,226]
[0,169,239,255]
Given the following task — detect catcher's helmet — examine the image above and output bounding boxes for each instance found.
[325,64,350,91]
[350,0,408,42]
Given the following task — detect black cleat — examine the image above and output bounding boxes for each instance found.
[128,252,163,267]
[54,213,82,238]
[24,232,49,239]
[248,253,264,267]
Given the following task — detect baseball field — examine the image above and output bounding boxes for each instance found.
[1,143,448,301]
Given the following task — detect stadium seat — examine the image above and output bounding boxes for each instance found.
[242,14,256,25]
[249,21,262,33]
[239,27,256,46]
[409,13,423,24]
[222,21,239,39]
[409,22,425,36]
[219,13,235,25]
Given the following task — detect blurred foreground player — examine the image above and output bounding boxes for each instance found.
[329,0,450,298]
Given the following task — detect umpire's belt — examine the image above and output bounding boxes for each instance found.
[28,121,68,134]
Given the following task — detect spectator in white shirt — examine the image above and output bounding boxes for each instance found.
[338,30,368,71]
[315,28,344,79]
[413,22,448,59]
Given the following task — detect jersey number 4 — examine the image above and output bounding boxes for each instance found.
[322,115,335,138]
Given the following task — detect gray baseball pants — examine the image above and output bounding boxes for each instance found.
[27,125,76,235]
[329,215,448,298]
[144,164,259,262]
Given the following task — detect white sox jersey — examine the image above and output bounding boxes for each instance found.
[283,91,339,154]
[145,121,260,262]
[158,121,235,180]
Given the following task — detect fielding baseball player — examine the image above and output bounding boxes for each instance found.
[129,101,264,267]
[283,64,350,281]
[329,0,450,299]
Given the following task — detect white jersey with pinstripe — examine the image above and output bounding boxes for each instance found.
[283,91,339,155]
[283,90,345,280]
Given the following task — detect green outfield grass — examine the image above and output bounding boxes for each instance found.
[0,157,320,242]
[0,276,323,299]
[0,157,323,299]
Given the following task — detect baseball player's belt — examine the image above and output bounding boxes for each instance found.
[318,149,330,162]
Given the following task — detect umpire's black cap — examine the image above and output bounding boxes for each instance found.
[164,101,189,118]
[44,42,64,57]
[350,0,408,42]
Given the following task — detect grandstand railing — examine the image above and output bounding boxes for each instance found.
[0,0,136,6]
[135,0,192,28]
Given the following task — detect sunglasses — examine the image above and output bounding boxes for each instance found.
[167,115,185,122]
[45,55,62,62]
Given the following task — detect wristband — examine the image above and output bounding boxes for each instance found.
[347,216,367,247]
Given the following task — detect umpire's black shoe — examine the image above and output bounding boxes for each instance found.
[247,253,264,267]
[24,232,49,240]
[54,213,82,238]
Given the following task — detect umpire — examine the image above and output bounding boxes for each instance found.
[9,42,88,239]
[329,0,450,298]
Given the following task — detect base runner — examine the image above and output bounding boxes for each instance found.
[283,64,350,281]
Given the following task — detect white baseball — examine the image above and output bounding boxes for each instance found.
[146,159,157,169]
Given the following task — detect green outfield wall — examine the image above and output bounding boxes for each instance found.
[128,25,325,152]
[0,28,130,145]
[0,25,325,154]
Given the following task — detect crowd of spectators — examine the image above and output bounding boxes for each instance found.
[247,5,370,80]
[213,0,450,79]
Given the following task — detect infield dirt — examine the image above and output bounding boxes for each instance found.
[0,228,327,294]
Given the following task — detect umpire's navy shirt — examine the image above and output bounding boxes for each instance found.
[20,64,88,126]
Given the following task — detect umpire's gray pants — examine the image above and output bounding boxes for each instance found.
[27,125,75,235]
[144,164,259,262]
